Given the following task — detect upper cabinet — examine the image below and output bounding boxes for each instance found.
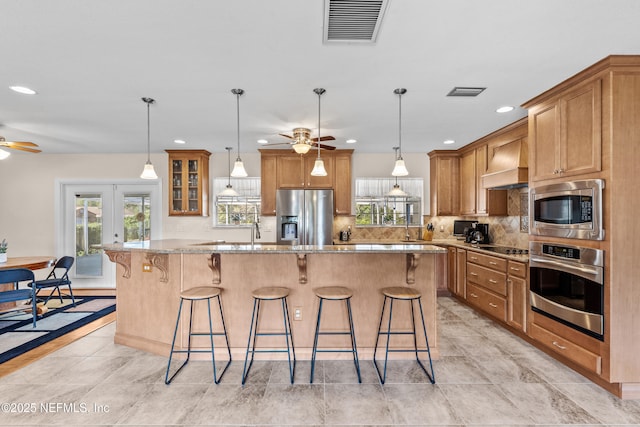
[428,151,460,216]
[260,149,353,216]
[527,78,602,182]
[459,144,507,217]
[166,149,211,216]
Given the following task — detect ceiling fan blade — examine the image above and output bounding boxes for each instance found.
[311,142,337,150]
[310,135,335,142]
[5,141,39,147]
[264,142,294,147]
[3,145,41,153]
[278,133,294,140]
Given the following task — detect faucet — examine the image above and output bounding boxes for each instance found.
[251,218,261,245]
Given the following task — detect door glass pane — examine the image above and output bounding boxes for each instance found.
[75,194,103,276]
[123,194,151,243]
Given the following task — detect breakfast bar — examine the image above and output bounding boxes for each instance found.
[103,239,446,361]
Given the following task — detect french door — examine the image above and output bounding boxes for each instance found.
[58,181,162,288]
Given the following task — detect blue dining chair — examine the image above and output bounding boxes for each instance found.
[0,268,37,327]
[28,256,75,307]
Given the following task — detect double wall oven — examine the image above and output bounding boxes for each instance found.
[529,179,606,341]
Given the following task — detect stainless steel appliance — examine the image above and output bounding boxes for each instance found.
[453,220,477,238]
[530,179,604,240]
[276,189,334,245]
[529,241,604,340]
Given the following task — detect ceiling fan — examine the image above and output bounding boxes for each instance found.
[265,127,337,153]
[0,136,41,153]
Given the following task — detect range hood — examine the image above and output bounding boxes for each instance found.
[481,138,529,189]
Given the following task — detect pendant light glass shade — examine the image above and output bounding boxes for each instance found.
[0,148,11,160]
[310,158,327,176]
[310,88,328,177]
[391,88,409,177]
[220,147,239,197]
[391,158,409,176]
[230,88,248,177]
[388,147,407,196]
[140,97,158,180]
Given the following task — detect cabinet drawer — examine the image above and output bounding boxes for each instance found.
[467,263,507,296]
[467,251,507,271]
[508,260,527,279]
[466,283,507,322]
[529,323,601,375]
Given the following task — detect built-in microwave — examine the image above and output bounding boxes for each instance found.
[530,179,604,240]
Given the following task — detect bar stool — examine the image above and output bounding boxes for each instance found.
[310,286,361,383]
[373,286,435,384]
[242,286,296,385]
[165,286,231,385]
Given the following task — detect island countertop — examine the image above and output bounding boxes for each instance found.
[101,239,447,254]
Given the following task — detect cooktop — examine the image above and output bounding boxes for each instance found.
[470,245,529,255]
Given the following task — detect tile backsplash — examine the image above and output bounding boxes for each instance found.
[335,188,530,249]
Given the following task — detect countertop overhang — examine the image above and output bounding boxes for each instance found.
[101,239,448,254]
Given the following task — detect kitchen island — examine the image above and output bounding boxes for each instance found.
[103,239,447,361]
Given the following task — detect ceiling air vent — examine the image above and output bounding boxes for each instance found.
[324,0,389,43]
[447,87,487,97]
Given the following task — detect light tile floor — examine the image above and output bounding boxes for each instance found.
[1,296,640,426]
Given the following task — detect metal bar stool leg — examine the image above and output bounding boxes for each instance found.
[165,298,187,384]
[310,297,324,383]
[214,294,232,384]
[373,295,388,383]
[346,298,361,383]
[282,297,296,384]
[416,298,435,384]
[242,298,260,385]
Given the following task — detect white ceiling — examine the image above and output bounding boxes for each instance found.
[1,0,639,156]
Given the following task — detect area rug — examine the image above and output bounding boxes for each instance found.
[0,296,115,364]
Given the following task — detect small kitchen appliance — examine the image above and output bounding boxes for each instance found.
[465,223,490,244]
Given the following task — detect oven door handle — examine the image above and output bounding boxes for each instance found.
[530,257,603,284]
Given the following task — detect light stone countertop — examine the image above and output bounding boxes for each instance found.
[101,239,448,254]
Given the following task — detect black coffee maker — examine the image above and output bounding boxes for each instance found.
[465,223,490,244]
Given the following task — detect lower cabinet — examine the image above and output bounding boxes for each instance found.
[463,250,527,331]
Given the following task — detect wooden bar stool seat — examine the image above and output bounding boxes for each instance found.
[165,286,232,385]
[242,286,296,384]
[373,286,435,384]
[310,286,361,383]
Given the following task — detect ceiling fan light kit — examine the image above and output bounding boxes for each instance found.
[310,88,328,177]
[230,88,248,177]
[391,88,409,177]
[140,97,158,180]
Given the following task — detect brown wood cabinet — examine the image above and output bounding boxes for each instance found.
[507,260,527,332]
[528,78,602,182]
[459,145,508,216]
[166,149,210,216]
[428,151,459,216]
[259,149,353,216]
[455,248,467,298]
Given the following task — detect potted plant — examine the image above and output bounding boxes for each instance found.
[0,239,7,263]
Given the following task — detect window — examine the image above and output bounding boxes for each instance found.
[355,178,423,226]
[213,177,261,226]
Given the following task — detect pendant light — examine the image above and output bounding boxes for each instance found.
[391,88,409,177]
[230,88,248,177]
[219,147,239,196]
[310,88,328,177]
[387,147,408,197]
[140,97,158,179]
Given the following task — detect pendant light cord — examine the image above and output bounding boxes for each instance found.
[227,147,232,186]
[317,91,321,158]
[236,92,241,159]
[398,91,402,159]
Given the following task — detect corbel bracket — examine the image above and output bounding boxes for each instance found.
[208,253,221,284]
[105,251,131,279]
[146,253,169,283]
[297,253,307,284]
[406,253,421,284]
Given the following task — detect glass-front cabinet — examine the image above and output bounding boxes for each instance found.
[166,149,211,216]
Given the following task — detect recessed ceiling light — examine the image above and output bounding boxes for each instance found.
[496,106,515,113]
[443,140,455,145]
[346,139,357,144]
[257,139,268,144]
[9,86,37,95]
[173,139,186,144]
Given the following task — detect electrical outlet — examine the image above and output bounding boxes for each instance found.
[294,307,302,321]
[142,263,152,273]
[440,225,444,232]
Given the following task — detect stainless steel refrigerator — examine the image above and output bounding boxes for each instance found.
[276,189,334,245]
